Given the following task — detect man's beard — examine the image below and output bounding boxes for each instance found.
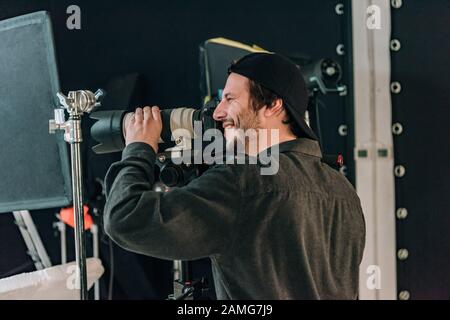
[224,107,260,155]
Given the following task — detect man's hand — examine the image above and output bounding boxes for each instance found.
[125,106,162,153]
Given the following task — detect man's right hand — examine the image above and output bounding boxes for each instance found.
[124,106,162,153]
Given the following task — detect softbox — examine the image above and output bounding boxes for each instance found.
[0,11,72,213]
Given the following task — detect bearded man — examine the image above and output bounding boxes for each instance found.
[103,53,366,299]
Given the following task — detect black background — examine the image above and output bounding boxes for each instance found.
[390,0,450,299]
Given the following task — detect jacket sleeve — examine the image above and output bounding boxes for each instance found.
[103,142,241,260]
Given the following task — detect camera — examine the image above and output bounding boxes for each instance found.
[90,99,219,155]
[89,57,345,187]
[90,58,345,155]
[90,99,220,187]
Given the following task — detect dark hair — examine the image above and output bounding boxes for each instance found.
[247,79,302,137]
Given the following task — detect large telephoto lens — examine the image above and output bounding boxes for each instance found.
[90,100,218,154]
[90,110,127,154]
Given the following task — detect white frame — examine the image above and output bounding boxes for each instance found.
[352,0,397,300]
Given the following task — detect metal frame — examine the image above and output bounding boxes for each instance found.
[90,223,100,300]
[13,210,52,270]
[352,0,397,299]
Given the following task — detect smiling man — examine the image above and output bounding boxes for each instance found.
[103,52,366,299]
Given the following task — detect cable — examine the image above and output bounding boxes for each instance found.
[108,238,114,300]
[314,96,324,148]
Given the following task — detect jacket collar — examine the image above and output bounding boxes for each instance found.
[232,138,323,164]
[277,138,322,158]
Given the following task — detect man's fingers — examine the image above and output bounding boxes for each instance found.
[130,105,160,126]
[143,106,151,122]
[124,113,134,138]
[151,106,161,122]
[128,112,135,124]
[125,106,161,150]
[134,107,143,123]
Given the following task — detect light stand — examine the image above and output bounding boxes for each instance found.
[49,89,104,300]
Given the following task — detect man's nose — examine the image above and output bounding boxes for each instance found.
[213,100,227,121]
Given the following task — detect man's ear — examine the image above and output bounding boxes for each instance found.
[263,98,284,117]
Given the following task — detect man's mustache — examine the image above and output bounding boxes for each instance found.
[222,116,240,128]
[222,118,235,128]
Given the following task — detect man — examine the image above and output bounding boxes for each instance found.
[103,53,366,299]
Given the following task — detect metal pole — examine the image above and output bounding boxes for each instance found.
[70,116,88,300]
[50,89,105,300]
[91,223,100,300]
[61,218,67,264]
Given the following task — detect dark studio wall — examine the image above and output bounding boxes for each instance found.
[0,0,350,299]
[390,0,450,299]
